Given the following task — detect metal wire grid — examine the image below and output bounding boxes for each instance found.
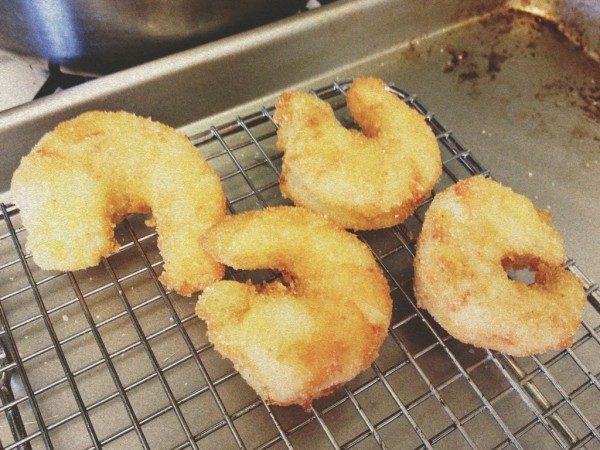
[0,80,598,450]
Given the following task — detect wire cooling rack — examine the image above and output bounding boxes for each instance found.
[0,81,599,450]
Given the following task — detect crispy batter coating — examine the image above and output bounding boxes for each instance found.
[11,111,226,296]
[413,176,586,356]
[274,77,441,230]
[195,206,392,409]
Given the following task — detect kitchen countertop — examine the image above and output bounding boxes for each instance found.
[0,49,46,111]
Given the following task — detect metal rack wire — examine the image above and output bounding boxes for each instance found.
[0,81,598,449]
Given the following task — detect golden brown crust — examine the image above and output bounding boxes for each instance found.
[273,77,442,230]
[413,176,586,356]
[195,206,392,409]
[11,111,226,296]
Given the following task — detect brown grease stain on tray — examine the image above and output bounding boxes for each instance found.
[535,77,600,124]
[437,9,600,126]
[440,11,545,82]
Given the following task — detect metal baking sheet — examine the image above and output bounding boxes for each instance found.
[1,79,599,450]
[0,0,598,448]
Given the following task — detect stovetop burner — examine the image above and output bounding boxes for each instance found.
[33,63,94,100]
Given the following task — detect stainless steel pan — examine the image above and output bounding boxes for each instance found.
[0,0,305,74]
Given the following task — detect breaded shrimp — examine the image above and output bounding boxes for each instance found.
[196,206,392,409]
[11,111,226,296]
[413,176,586,356]
[274,77,441,230]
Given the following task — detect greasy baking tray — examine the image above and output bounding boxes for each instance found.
[0,80,599,449]
[1,0,599,448]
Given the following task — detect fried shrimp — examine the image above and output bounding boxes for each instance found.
[11,111,226,296]
[413,176,586,356]
[273,77,442,230]
[195,206,392,409]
